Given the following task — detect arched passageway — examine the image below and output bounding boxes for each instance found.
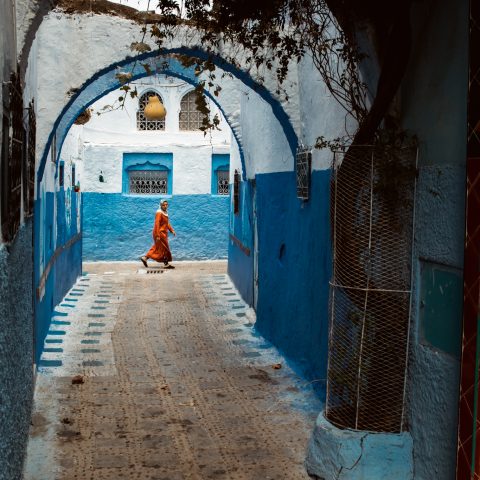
[31,43,301,364]
[2,1,471,479]
[27,6,334,384]
[26,29,328,468]
[3,3,343,479]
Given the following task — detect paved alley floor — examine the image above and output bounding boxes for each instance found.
[24,261,322,480]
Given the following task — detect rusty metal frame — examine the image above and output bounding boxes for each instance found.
[457,0,480,477]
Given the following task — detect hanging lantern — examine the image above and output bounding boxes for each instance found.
[144,95,166,121]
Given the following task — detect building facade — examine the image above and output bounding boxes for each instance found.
[62,75,232,262]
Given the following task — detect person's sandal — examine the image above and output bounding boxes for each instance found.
[164,263,175,269]
[140,256,148,268]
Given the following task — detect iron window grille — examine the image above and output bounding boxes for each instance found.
[179,90,207,131]
[1,71,23,243]
[233,169,240,214]
[137,91,165,131]
[129,170,168,195]
[296,146,312,200]
[59,163,64,187]
[50,133,56,164]
[217,170,230,195]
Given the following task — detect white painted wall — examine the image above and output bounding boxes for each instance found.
[26,11,301,193]
[65,75,232,194]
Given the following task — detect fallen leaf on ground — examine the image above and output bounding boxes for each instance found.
[272,363,282,370]
[71,375,84,385]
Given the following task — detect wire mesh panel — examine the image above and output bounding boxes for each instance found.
[137,91,165,131]
[326,145,417,433]
[217,170,229,195]
[179,90,206,131]
[129,170,168,194]
[296,146,312,200]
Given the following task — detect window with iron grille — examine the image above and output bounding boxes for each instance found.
[1,71,23,243]
[233,169,240,214]
[216,170,230,195]
[179,90,207,131]
[50,133,57,164]
[129,170,168,194]
[59,162,64,187]
[137,91,165,131]
[24,100,35,217]
[296,146,312,200]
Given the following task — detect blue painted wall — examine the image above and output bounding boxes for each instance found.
[228,179,255,306]
[34,189,82,363]
[0,221,34,480]
[82,193,230,261]
[227,171,331,384]
[255,170,331,383]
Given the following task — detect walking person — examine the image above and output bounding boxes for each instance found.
[140,200,176,269]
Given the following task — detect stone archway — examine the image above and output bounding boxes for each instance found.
[26,8,300,187]
[27,6,299,361]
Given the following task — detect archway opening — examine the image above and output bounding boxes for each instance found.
[33,50,297,367]
[60,74,235,266]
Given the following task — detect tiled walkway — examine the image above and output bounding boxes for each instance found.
[24,262,321,480]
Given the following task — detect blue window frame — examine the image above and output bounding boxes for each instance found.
[211,154,230,195]
[122,153,173,195]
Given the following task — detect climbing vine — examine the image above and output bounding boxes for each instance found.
[143,0,415,147]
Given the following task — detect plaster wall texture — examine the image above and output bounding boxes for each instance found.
[296,55,355,171]
[60,124,84,187]
[15,0,38,57]
[83,76,231,140]
[239,88,294,176]
[27,11,301,190]
[82,143,229,195]
[71,76,231,195]
[406,164,465,480]
[229,131,243,176]
[398,0,468,477]
[0,221,34,480]
[306,412,413,480]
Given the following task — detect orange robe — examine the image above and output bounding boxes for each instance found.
[145,210,174,263]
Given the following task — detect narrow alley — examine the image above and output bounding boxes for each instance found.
[24,262,321,480]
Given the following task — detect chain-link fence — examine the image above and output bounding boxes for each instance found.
[325,145,417,433]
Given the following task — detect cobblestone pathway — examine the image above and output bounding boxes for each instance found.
[24,262,321,480]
